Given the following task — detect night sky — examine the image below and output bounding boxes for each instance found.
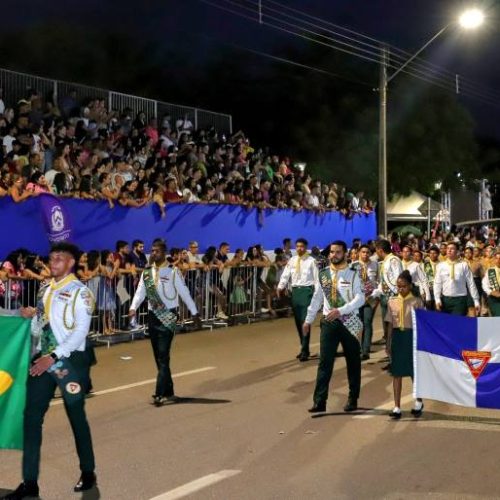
[3,0,500,136]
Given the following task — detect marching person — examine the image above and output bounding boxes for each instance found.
[482,248,500,317]
[401,245,431,307]
[277,238,318,361]
[129,239,201,406]
[371,240,404,342]
[351,244,379,360]
[385,271,424,420]
[4,242,97,500]
[423,245,440,310]
[434,242,480,316]
[304,240,364,413]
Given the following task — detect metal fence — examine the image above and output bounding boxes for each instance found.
[0,66,233,133]
[0,265,290,347]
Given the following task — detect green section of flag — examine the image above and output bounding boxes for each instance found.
[0,317,31,449]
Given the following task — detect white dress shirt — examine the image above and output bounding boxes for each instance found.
[434,260,479,307]
[372,254,403,298]
[277,255,318,289]
[402,260,431,302]
[131,265,198,315]
[305,266,364,324]
[35,274,93,359]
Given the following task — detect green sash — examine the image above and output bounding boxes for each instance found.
[488,268,500,292]
[318,268,363,338]
[143,267,177,331]
[424,261,435,287]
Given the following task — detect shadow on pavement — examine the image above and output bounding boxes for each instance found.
[82,487,101,499]
[167,397,231,405]
[420,411,500,427]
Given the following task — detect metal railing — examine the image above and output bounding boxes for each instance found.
[0,66,233,133]
[0,264,290,346]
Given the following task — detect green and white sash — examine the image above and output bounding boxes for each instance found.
[143,267,177,331]
[319,267,363,338]
[488,268,500,293]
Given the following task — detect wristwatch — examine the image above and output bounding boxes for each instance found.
[50,352,59,362]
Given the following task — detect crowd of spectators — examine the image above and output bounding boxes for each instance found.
[0,87,375,216]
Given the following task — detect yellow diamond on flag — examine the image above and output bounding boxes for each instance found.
[0,370,13,396]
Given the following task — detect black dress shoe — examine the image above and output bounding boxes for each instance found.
[3,481,39,499]
[74,472,97,492]
[295,352,302,359]
[389,410,402,420]
[299,353,309,362]
[411,402,424,418]
[308,402,326,413]
[166,395,180,403]
[361,353,370,361]
[343,398,358,412]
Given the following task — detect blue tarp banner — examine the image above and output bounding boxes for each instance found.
[0,195,377,258]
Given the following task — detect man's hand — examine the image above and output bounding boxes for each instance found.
[276,288,287,299]
[326,308,340,321]
[20,306,37,319]
[475,305,481,316]
[302,322,311,335]
[425,301,433,310]
[435,302,442,312]
[128,309,136,319]
[30,355,54,376]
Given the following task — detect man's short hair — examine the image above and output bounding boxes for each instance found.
[375,239,392,254]
[189,240,198,247]
[401,245,413,252]
[152,239,167,252]
[359,244,371,252]
[116,240,128,252]
[447,241,459,250]
[296,238,308,247]
[283,238,291,246]
[49,242,80,261]
[429,245,440,253]
[219,242,229,249]
[330,240,347,253]
[132,239,144,248]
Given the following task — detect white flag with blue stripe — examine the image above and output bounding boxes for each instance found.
[414,309,500,409]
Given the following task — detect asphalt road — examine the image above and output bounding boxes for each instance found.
[2,314,500,500]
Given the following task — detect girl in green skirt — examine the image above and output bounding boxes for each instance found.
[385,271,424,420]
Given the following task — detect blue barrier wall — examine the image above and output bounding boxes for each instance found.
[0,196,377,258]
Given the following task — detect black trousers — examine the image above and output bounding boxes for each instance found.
[23,351,95,481]
[313,319,361,404]
[148,311,176,398]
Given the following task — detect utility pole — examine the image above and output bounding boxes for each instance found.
[378,46,389,237]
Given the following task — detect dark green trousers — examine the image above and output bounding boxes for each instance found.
[442,295,468,316]
[291,286,314,355]
[380,295,390,340]
[488,296,500,317]
[313,319,361,404]
[23,351,95,481]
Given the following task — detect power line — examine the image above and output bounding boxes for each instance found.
[198,0,500,107]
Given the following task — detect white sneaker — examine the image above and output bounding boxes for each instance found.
[261,308,270,313]
[216,311,228,320]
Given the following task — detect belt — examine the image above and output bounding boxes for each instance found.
[293,285,314,289]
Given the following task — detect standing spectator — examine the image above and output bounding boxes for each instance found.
[130,240,148,271]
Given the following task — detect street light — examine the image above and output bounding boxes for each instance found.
[378,7,485,236]
[459,9,485,30]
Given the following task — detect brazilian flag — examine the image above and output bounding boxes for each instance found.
[0,317,31,449]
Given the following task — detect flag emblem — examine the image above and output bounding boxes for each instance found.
[462,350,491,379]
[0,370,13,396]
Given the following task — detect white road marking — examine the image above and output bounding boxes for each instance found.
[51,367,216,406]
[149,470,241,500]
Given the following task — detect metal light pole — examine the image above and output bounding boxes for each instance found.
[378,46,388,237]
[377,8,484,238]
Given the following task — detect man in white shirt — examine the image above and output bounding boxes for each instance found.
[129,240,201,406]
[304,240,364,413]
[401,245,431,305]
[371,239,403,342]
[351,245,379,360]
[434,242,479,316]
[2,124,17,155]
[277,238,318,361]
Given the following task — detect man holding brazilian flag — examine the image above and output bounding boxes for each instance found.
[1,242,97,500]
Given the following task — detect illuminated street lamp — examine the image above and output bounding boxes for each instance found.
[378,8,485,236]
